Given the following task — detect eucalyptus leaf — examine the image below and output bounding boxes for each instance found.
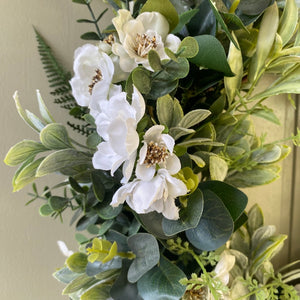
[132,67,152,94]
[98,219,114,236]
[76,214,99,231]
[237,0,274,16]
[66,252,88,273]
[80,283,111,300]
[53,267,80,284]
[127,233,160,283]
[137,256,186,300]
[80,32,100,40]
[91,171,105,202]
[148,50,162,71]
[162,189,204,236]
[177,36,199,58]
[4,140,48,166]
[172,9,199,34]
[86,257,122,277]
[186,189,234,251]
[39,203,53,216]
[62,274,97,295]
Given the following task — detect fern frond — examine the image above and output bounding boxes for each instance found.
[67,122,95,137]
[34,28,77,108]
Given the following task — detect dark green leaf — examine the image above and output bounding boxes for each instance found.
[76,214,98,231]
[127,233,160,283]
[132,67,152,94]
[238,0,274,16]
[148,50,162,71]
[198,181,247,221]
[39,203,53,216]
[81,283,111,300]
[186,189,234,251]
[91,171,106,202]
[69,177,87,194]
[172,9,199,34]
[220,12,249,32]
[137,256,186,300]
[189,35,234,76]
[86,257,122,277]
[234,212,248,231]
[80,32,100,41]
[98,219,114,236]
[95,195,123,220]
[162,189,204,236]
[48,196,69,211]
[77,18,95,23]
[72,0,90,4]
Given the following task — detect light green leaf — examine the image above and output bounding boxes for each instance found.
[36,149,91,177]
[80,283,111,300]
[189,35,234,76]
[251,225,276,251]
[66,252,88,273]
[177,36,199,58]
[224,32,243,105]
[247,204,264,237]
[140,0,179,32]
[278,0,298,46]
[127,233,160,283]
[189,153,206,167]
[209,156,228,181]
[178,138,223,148]
[39,203,53,216]
[148,50,162,71]
[25,110,45,131]
[156,94,174,128]
[62,274,96,295]
[178,109,211,129]
[137,256,186,300]
[248,2,279,83]
[86,132,101,149]
[40,123,73,150]
[251,105,281,125]
[4,140,48,166]
[132,67,152,94]
[250,234,287,275]
[53,267,80,284]
[13,157,45,192]
[172,99,184,126]
[36,90,55,123]
[251,145,282,163]
[169,127,195,140]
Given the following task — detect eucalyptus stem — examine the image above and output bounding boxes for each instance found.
[86,2,104,40]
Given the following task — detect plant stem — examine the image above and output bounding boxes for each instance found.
[87,3,103,39]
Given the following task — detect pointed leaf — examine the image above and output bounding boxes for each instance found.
[172,9,199,34]
[36,90,55,123]
[178,109,211,129]
[156,94,174,128]
[91,171,106,202]
[62,274,96,295]
[80,283,111,300]
[80,31,100,40]
[48,196,69,211]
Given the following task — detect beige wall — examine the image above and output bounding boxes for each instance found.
[0,0,299,299]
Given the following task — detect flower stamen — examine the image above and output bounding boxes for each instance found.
[88,68,103,95]
[104,34,115,46]
[144,141,168,167]
[134,33,157,58]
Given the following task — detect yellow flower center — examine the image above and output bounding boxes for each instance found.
[104,34,115,46]
[134,33,157,58]
[144,141,168,166]
[88,68,103,95]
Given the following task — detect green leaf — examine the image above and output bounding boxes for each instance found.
[39,203,53,216]
[163,57,189,79]
[248,2,279,83]
[62,274,97,295]
[178,109,211,129]
[76,214,98,231]
[25,110,45,131]
[162,189,204,236]
[86,257,122,277]
[40,123,73,150]
[13,91,42,132]
[36,90,55,123]
[148,50,162,71]
[189,35,234,76]
[80,283,111,300]
[77,18,94,23]
[186,189,234,251]
[127,233,160,283]
[80,32,100,40]
[209,156,228,181]
[132,67,152,94]
[66,252,88,273]
[237,0,274,16]
[140,0,179,32]
[230,226,251,256]
[177,36,199,58]
[207,0,239,49]
[95,196,123,220]
[278,0,298,46]
[111,260,142,300]
[36,149,92,177]
[220,12,249,32]
[198,181,248,222]
[178,138,223,148]
[86,132,101,149]
[169,127,195,140]
[224,33,243,105]
[48,196,69,211]
[251,225,276,251]
[156,94,174,128]
[247,204,264,237]
[137,256,186,300]
[251,145,282,163]
[13,157,45,192]
[172,9,199,34]
[98,220,115,236]
[4,140,48,166]
[91,171,106,202]
[72,0,91,4]
[251,105,281,125]
[53,267,80,284]
[250,234,287,275]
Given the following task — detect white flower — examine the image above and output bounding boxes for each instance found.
[112,9,181,72]
[92,87,145,183]
[111,168,187,220]
[70,43,118,117]
[136,125,181,181]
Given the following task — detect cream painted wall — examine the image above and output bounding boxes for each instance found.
[0,1,299,299]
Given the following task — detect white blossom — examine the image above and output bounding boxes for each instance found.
[136,125,181,181]
[112,9,181,72]
[92,87,145,183]
[111,168,187,220]
[69,43,118,117]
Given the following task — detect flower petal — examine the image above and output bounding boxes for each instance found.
[164,154,181,175]
[112,9,133,43]
[136,162,156,181]
[144,125,165,143]
[161,133,175,153]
